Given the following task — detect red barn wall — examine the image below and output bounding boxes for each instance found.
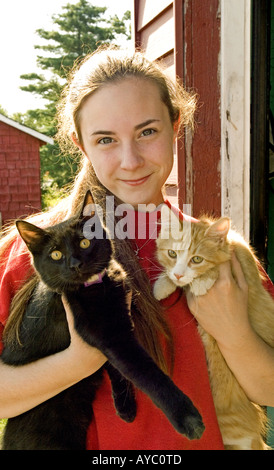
[0,120,42,225]
[181,0,221,217]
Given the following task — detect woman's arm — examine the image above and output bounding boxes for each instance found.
[186,252,274,406]
[0,299,106,418]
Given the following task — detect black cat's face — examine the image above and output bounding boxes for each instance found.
[35,220,112,291]
[16,191,113,292]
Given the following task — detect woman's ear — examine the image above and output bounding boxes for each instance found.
[70,132,86,154]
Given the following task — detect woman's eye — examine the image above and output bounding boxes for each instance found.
[50,250,63,261]
[80,238,91,249]
[191,256,204,264]
[141,128,156,137]
[168,249,177,259]
[98,137,114,145]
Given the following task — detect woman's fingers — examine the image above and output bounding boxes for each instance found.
[218,260,233,279]
[217,251,248,292]
[61,294,107,372]
[230,250,248,290]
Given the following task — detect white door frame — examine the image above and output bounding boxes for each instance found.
[220,0,251,240]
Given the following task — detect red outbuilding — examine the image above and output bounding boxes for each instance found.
[0,113,53,226]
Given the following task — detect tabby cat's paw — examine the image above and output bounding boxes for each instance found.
[153,276,176,300]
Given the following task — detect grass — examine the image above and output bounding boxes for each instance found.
[0,419,6,448]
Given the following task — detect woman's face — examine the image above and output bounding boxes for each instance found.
[78,78,176,208]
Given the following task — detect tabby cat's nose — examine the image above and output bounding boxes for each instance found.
[174,273,183,280]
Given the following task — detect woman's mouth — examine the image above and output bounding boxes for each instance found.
[120,175,151,186]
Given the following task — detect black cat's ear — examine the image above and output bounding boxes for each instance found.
[81,190,96,218]
[16,220,47,253]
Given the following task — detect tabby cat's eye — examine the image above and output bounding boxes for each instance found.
[168,249,177,259]
[191,256,203,264]
[80,238,90,249]
[50,250,62,261]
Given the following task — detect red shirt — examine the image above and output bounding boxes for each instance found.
[0,207,226,450]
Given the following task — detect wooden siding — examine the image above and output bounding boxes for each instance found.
[0,120,42,225]
[182,0,221,216]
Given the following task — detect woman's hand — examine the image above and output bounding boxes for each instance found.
[62,295,107,377]
[186,252,274,405]
[186,251,250,350]
[0,299,107,419]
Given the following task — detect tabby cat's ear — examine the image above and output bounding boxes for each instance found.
[16,220,47,253]
[205,217,230,241]
[81,190,96,218]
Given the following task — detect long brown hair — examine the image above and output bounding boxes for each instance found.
[1,47,196,374]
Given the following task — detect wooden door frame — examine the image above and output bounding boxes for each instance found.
[250,0,271,264]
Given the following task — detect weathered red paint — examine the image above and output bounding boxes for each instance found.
[0,120,42,224]
[184,0,221,217]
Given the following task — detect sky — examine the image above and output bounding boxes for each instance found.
[0,0,132,115]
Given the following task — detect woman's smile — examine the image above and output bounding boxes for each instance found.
[119,174,152,186]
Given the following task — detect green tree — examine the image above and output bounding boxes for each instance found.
[0,105,9,117]
[17,0,130,208]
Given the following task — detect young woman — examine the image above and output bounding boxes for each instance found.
[0,47,273,450]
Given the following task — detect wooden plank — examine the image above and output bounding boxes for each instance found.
[174,0,186,207]
[221,0,251,240]
[137,0,173,31]
[183,0,221,217]
[138,7,174,61]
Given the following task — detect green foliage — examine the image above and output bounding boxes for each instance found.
[0,105,9,117]
[0,419,6,448]
[35,4,111,78]
[11,1,131,207]
[41,171,68,210]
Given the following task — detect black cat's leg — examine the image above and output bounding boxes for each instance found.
[66,289,204,439]
[105,340,205,440]
[105,362,136,423]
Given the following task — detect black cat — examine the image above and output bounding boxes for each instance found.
[1,191,205,450]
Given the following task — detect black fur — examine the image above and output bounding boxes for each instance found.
[1,192,205,449]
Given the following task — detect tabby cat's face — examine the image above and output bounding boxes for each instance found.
[156,209,231,287]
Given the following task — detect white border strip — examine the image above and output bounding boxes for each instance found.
[220,0,251,240]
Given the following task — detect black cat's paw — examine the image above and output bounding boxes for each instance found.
[178,411,205,440]
[117,403,137,423]
[115,390,137,423]
[169,397,205,440]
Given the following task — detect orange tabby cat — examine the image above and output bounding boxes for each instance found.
[153,206,274,450]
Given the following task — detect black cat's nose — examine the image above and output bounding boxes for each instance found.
[69,256,82,270]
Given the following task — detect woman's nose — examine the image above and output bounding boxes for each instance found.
[120,142,144,170]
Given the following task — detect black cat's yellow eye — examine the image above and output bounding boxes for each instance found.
[50,250,62,261]
[80,238,90,249]
[168,249,177,259]
[191,256,203,264]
